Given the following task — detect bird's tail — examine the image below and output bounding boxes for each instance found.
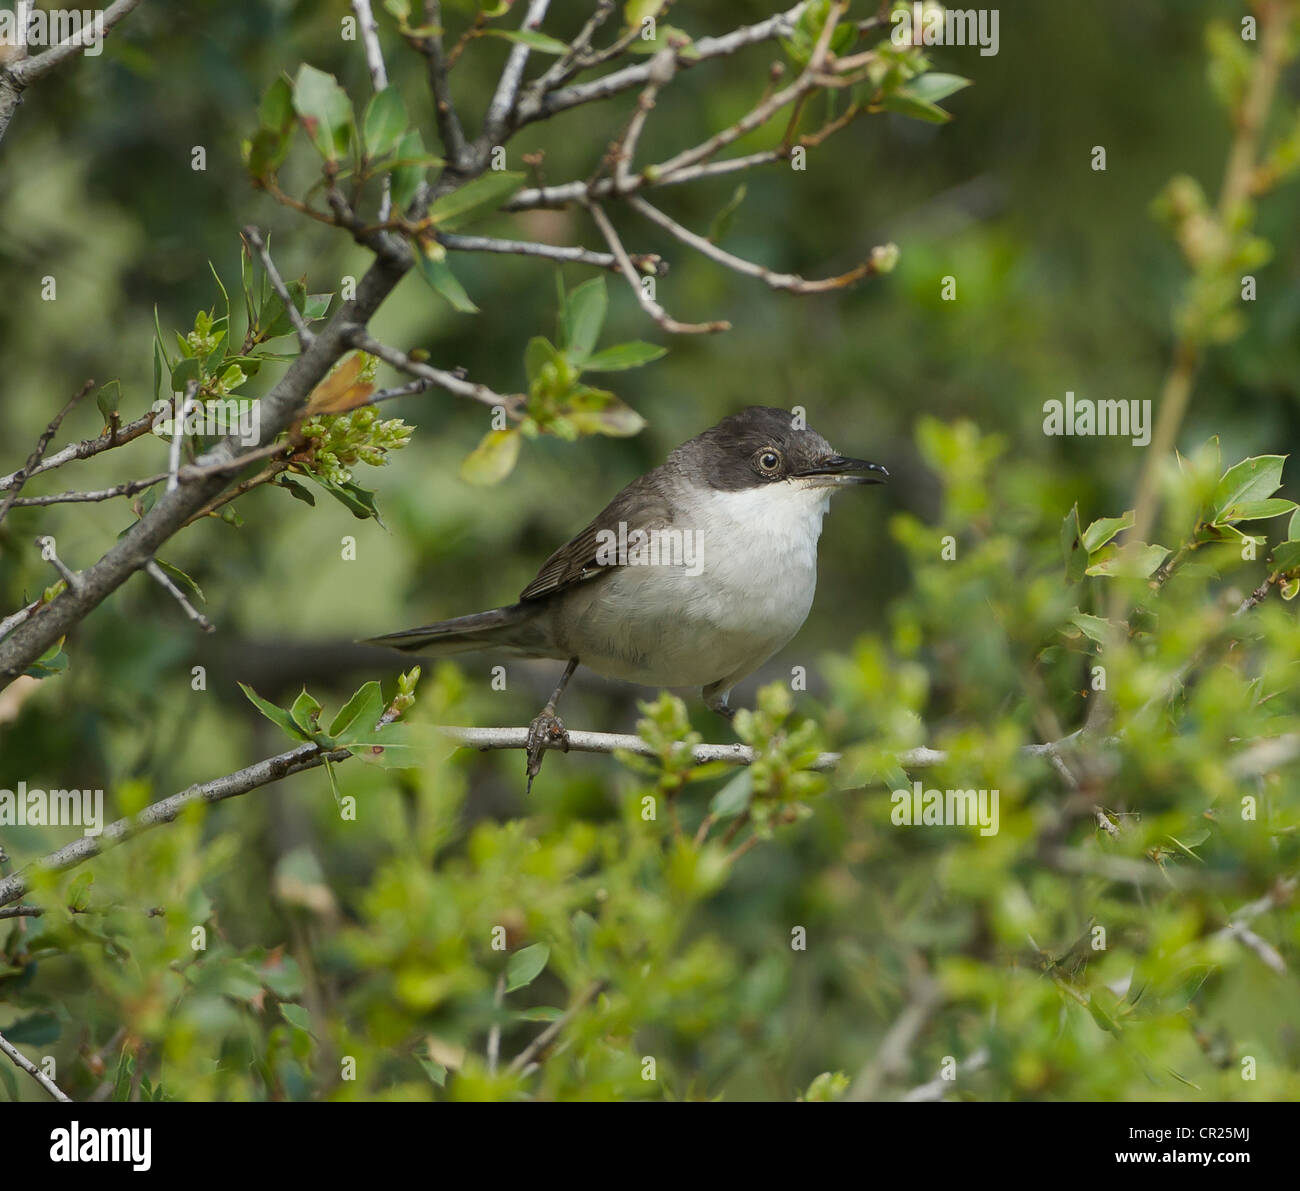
[360,603,550,657]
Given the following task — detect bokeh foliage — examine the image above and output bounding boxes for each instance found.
[1,1,1298,1101]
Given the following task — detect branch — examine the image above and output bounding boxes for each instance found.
[847,973,942,1101]
[350,0,394,223]
[0,1029,72,1103]
[587,200,729,335]
[629,195,895,294]
[483,0,552,143]
[145,560,214,633]
[242,227,314,352]
[901,1047,990,1102]
[0,380,94,527]
[7,0,143,85]
[347,328,525,413]
[419,1,467,166]
[513,4,808,129]
[439,230,660,274]
[506,979,607,1075]
[0,408,159,492]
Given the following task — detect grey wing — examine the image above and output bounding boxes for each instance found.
[518,470,674,602]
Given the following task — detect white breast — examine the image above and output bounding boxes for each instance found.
[551,481,831,691]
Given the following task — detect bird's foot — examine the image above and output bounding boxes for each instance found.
[525,705,569,795]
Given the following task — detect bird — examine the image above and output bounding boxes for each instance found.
[364,406,888,789]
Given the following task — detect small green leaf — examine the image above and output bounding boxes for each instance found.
[1061,504,1087,583]
[280,1003,313,1033]
[3,1013,60,1046]
[67,871,94,912]
[428,170,526,231]
[1269,540,1300,575]
[516,1006,564,1022]
[329,680,385,741]
[879,92,952,124]
[563,277,608,364]
[525,336,562,383]
[239,682,311,741]
[904,73,972,104]
[1081,510,1134,553]
[95,380,121,423]
[363,86,408,158]
[293,64,355,161]
[1212,455,1286,518]
[290,688,323,735]
[480,28,571,54]
[1217,498,1296,523]
[709,769,753,819]
[1068,611,1118,647]
[414,247,479,313]
[506,943,550,992]
[390,130,429,210]
[417,1057,447,1087]
[259,75,295,133]
[1085,542,1170,578]
[582,342,667,372]
[461,428,521,485]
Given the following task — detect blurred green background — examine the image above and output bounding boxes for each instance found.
[0,0,1297,1102]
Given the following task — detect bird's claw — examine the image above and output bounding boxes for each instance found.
[525,706,569,794]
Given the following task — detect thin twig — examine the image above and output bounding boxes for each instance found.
[242,227,315,351]
[145,560,214,633]
[0,1029,72,1103]
[439,231,659,275]
[0,380,94,527]
[6,0,142,85]
[352,0,393,222]
[347,328,525,413]
[506,980,607,1075]
[587,201,729,335]
[419,1,467,166]
[483,0,552,141]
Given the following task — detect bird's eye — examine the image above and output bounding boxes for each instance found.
[756,449,782,474]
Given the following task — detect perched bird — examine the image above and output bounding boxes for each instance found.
[365,406,887,788]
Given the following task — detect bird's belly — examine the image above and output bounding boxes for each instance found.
[551,518,820,689]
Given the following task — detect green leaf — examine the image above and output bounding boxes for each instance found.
[1061,504,1087,583]
[569,392,645,437]
[516,1006,564,1022]
[156,559,204,604]
[1081,510,1134,553]
[563,277,608,364]
[414,247,479,313]
[1212,455,1286,519]
[67,871,94,912]
[525,336,562,383]
[3,1013,60,1046]
[170,356,201,392]
[879,92,952,124]
[293,64,354,161]
[905,73,972,104]
[506,943,550,992]
[95,380,121,423]
[259,75,295,133]
[480,28,571,54]
[344,721,435,768]
[1217,497,1296,523]
[290,687,323,735]
[277,476,316,506]
[24,640,69,680]
[417,1057,447,1087]
[329,680,385,741]
[582,342,667,372]
[1068,611,1118,647]
[280,1002,313,1033]
[239,682,310,741]
[389,130,429,210]
[428,170,525,231]
[709,769,753,819]
[1085,542,1170,578]
[1269,540,1300,575]
[460,428,521,485]
[363,86,408,158]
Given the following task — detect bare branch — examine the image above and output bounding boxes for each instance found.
[0,380,94,527]
[0,904,44,919]
[525,0,616,97]
[3,474,167,508]
[7,0,143,85]
[352,0,393,221]
[242,227,314,352]
[37,536,83,593]
[347,328,524,413]
[483,0,552,142]
[587,200,729,335]
[440,230,659,274]
[0,1029,72,1103]
[0,408,159,493]
[419,1,467,166]
[629,195,894,294]
[145,560,214,633]
[513,4,808,129]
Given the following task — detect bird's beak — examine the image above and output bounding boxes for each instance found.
[795,455,889,487]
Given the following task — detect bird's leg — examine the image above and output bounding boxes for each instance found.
[526,657,579,794]
[703,683,736,724]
